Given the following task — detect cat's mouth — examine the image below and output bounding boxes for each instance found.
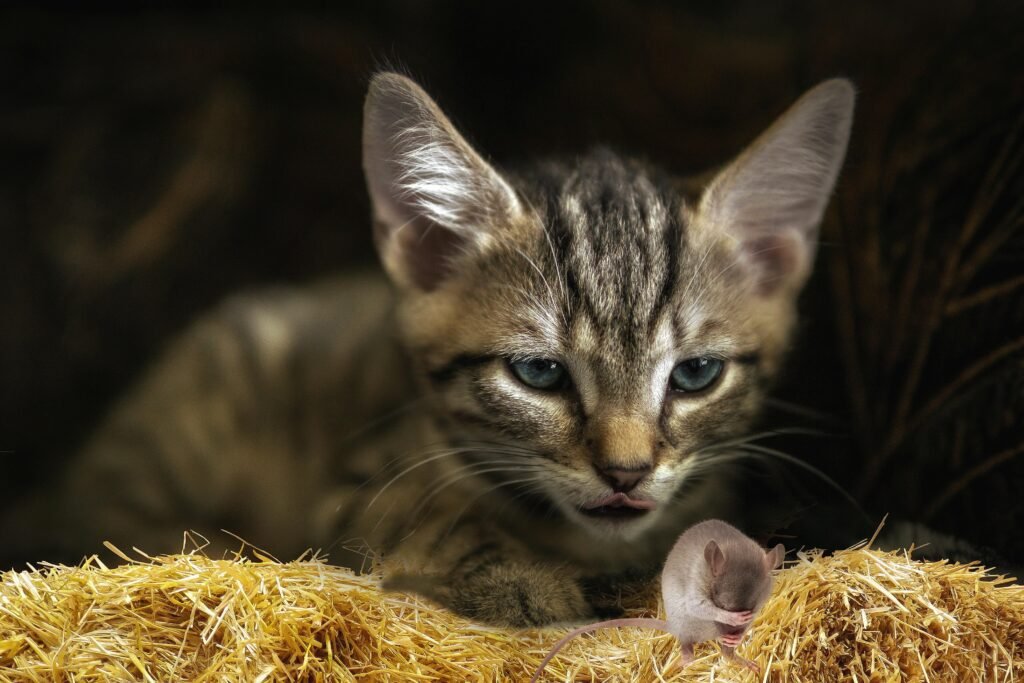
[580,492,657,519]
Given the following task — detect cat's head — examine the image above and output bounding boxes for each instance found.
[363,73,853,539]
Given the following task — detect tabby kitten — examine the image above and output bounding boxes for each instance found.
[27,73,854,626]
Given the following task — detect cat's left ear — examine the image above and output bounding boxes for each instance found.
[363,72,523,291]
[695,79,855,296]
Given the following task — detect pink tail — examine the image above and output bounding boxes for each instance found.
[529,617,671,682]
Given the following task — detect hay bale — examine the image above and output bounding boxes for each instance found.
[0,544,1021,681]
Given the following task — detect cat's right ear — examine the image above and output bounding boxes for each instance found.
[694,79,855,296]
[362,73,523,291]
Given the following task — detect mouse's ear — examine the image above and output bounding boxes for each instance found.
[704,540,727,576]
[764,543,786,570]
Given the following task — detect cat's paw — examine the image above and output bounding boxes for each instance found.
[450,563,591,627]
[735,656,760,674]
[578,566,658,620]
[383,564,590,627]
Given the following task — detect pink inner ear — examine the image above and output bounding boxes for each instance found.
[394,218,466,291]
[704,541,726,576]
[740,230,807,296]
[763,543,786,570]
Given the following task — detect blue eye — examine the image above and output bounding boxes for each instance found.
[670,357,724,392]
[509,358,568,390]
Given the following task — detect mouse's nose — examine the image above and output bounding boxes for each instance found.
[596,464,651,493]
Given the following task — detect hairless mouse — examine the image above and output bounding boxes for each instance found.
[530,519,784,681]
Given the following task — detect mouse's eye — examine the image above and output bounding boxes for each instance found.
[669,357,723,393]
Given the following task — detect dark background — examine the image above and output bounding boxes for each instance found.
[2,2,1022,565]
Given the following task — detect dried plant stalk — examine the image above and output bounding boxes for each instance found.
[0,545,1020,682]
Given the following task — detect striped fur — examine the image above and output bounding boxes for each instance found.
[20,74,854,626]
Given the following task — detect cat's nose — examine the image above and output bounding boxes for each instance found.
[596,465,651,493]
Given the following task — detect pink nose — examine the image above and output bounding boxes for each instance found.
[596,465,651,493]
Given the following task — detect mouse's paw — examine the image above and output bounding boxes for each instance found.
[664,642,695,676]
[721,609,753,626]
[720,632,744,648]
[737,656,761,674]
[722,647,760,674]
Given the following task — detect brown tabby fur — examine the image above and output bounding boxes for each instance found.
[16,73,854,626]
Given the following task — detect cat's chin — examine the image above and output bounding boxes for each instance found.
[571,506,662,540]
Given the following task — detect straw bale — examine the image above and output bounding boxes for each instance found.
[0,544,1021,682]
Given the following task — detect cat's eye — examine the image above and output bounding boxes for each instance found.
[669,357,724,393]
[509,358,568,391]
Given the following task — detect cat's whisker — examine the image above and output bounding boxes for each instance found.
[487,480,557,527]
[763,397,844,425]
[383,470,549,551]
[701,443,869,522]
[368,438,547,520]
[419,463,546,513]
[434,456,545,476]
[339,397,428,445]
[347,438,468,495]
[686,451,756,474]
[486,282,557,330]
[436,475,547,545]
[680,241,717,307]
[451,440,541,457]
[395,461,545,530]
[518,188,572,324]
[693,427,834,456]
[363,459,526,537]
[540,223,571,324]
[394,474,547,549]
[509,244,565,335]
[691,237,805,313]
[689,256,743,314]
[690,237,792,314]
[358,442,477,486]
[363,456,530,537]
[365,446,508,510]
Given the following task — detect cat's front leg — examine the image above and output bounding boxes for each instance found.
[381,526,597,627]
[384,562,591,627]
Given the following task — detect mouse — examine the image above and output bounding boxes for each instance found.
[529,519,784,681]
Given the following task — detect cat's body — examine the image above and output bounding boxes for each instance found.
[8,74,858,625]
[51,274,407,564]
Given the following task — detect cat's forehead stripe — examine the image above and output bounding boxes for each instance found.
[542,151,684,349]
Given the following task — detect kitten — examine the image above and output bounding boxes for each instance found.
[11,73,854,626]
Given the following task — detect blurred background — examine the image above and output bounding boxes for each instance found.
[1,2,1022,567]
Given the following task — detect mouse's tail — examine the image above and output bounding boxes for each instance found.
[529,617,671,683]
